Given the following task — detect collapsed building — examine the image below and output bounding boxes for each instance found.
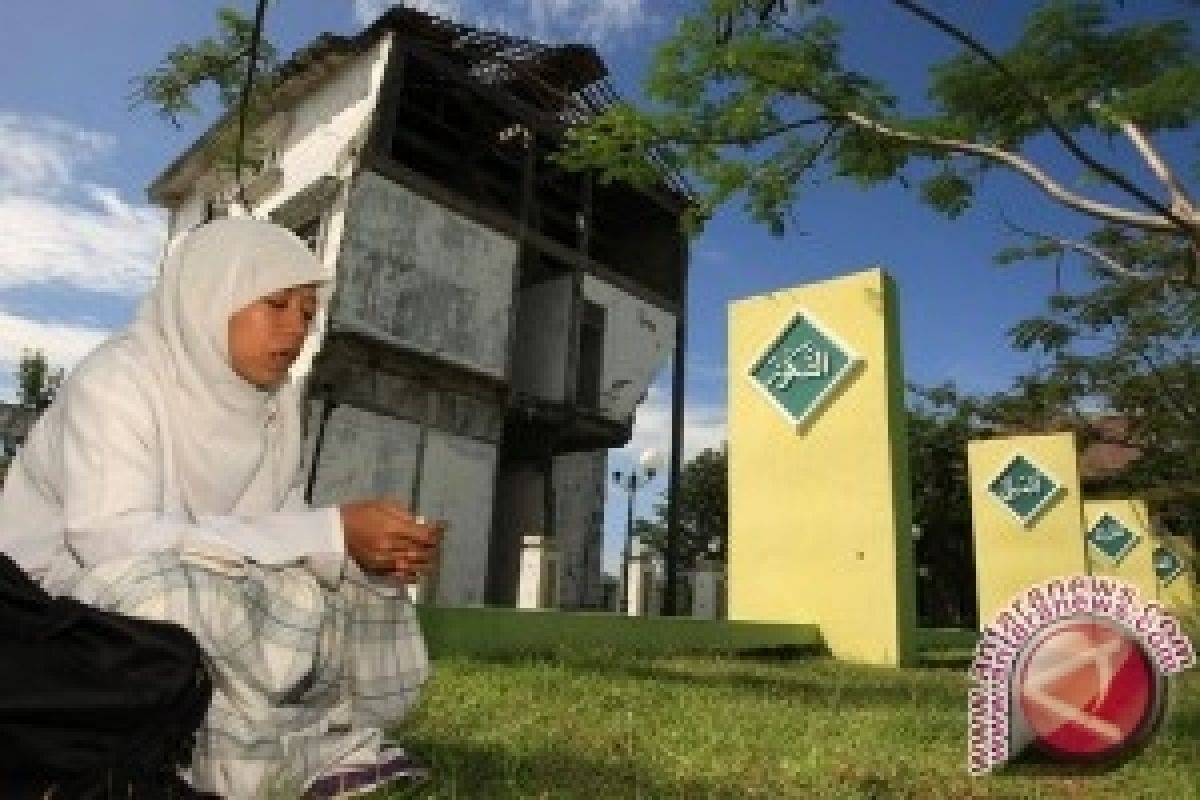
[147,8,689,608]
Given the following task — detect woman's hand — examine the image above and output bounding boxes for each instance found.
[339,499,445,580]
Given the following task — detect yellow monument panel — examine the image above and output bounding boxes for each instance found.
[1082,498,1156,602]
[968,433,1087,627]
[728,268,916,666]
[1154,535,1196,614]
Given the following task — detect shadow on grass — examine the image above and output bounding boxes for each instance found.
[383,738,995,800]
[739,643,977,672]
[733,643,826,661]
[382,738,748,799]
[916,651,975,670]
[449,650,966,711]
[1162,705,1200,738]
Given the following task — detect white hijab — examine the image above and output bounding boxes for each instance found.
[126,218,330,517]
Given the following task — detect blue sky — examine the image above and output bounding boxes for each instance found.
[0,1,1193,574]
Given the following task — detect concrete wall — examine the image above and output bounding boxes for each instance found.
[552,449,607,609]
[303,402,498,607]
[168,36,392,239]
[418,430,497,607]
[581,275,675,421]
[510,276,573,403]
[308,405,421,507]
[333,172,518,380]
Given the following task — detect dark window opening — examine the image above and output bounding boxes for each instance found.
[384,50,683,306]
[390,53,530,218]
[542,561,559,607]
[590,181,682,303]
[576,300,605,410]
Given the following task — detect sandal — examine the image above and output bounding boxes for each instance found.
[304,747,428,799]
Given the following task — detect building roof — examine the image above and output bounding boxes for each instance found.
[1076,415,1142,482]
[148,6,686,205]
[983,413,1142,483]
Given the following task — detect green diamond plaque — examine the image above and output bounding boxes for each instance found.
[747,310,860,431]
[1153,546,1185,586]
[1086,513,1140,564]
[987,454,1062,527]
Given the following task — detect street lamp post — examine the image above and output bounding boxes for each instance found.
[613,449,663,614]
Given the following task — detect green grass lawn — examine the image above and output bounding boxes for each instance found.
[369,651,1199,799]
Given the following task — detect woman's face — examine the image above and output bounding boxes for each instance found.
[228,284,320,389]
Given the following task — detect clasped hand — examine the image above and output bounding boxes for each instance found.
[339,499,445,581]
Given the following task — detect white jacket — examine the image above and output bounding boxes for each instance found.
[0,218,345,592]
[0,335,344,593]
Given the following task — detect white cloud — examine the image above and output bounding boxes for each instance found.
[0,113,165,295]
[352,0,653,44]
[549,0,655,42]
[0,311,111,401]
[613,385,727,472]
[536,0,647,41]
[0,113,115,195]
[0,190,164,295]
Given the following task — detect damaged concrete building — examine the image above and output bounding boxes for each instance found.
[147,8,688,609]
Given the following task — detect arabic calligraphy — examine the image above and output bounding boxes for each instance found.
[996,473,1043,504]
[1154,552,1180,574]
[763,342,830,391]
[1088,518,1140,563]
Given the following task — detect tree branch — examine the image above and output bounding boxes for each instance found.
[889,0,1191,233]
[839,110,1178,232]
[998,213,1160,281]
[796,122,841,173]
[1136,350,1200,423]
[233,0,271,210]
[653,115,836,148]
[1109,113,1197,218]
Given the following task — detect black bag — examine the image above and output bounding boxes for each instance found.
[0,553,214,798]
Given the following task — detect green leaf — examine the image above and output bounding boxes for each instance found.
[919,170,973,217]
[1008,317,1076,352]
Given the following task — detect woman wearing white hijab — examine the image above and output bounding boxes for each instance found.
[0,218,440,798]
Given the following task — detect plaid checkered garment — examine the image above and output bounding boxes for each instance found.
[64,548,429,799]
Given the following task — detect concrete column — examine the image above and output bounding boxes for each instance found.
[648,569,664,618]
[518,534,560,609]
[688,559,726,619]
[625,537,658,616]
